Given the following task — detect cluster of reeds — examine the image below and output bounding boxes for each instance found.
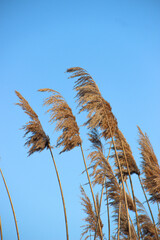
[2,67,159,240]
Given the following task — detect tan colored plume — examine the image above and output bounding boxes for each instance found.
[88,129,135,212]
[39,88,81,153]
[114,202,137,240]
[112,128,140,180]
[15,91,50,156]
[136,199,160,239]
[80,186,104,240]
[67,67,117,140]
[138,126,160,203]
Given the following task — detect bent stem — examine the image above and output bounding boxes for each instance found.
[80,144,103,240]
[48,145,69,240]
[0,217,3,240]
[0,169,20,240]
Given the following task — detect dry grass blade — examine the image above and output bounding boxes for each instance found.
[67,67,117,139]
[112,129,140,180]
[39,88,81,153]
[80,186,104,240]
[138,126,160,203]
[15,91,50,155]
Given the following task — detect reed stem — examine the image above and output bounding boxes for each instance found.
[0,169,20,240]
[94,179,105,240]
[102,109,131,239]
[80,144,103,240]
[120,138,141,239]
[94,143,111,240]
[106,184,110,240]
[0,217,3,240]
[49,145,69,240]
[109,134,131,240]
[118,184,122,240]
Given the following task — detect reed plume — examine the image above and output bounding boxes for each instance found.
[67,67,132,239]
[138,126,160,203]
[15,91,50,155]
[67,67,117,139]
[88,129,135,211]
[136,199,160,240]
[15,90,69,240]
[112,129,140,179]
[114,202,137,240]
[38,88,81,153]
[80,186,103,240]
[88,129,136,240]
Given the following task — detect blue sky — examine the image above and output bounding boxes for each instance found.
[0,0,160,239]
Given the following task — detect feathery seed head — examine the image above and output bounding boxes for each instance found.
[138,126,160,203]
[67,67,118,140]
[39,88,81,153]
[111,128,140,181]
[15,91,50,156]
[136,199,159,239]
[80,186,104,240]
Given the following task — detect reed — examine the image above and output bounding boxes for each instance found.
[15,90,69,240]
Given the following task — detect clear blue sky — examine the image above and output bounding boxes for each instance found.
[0,0,160,239]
